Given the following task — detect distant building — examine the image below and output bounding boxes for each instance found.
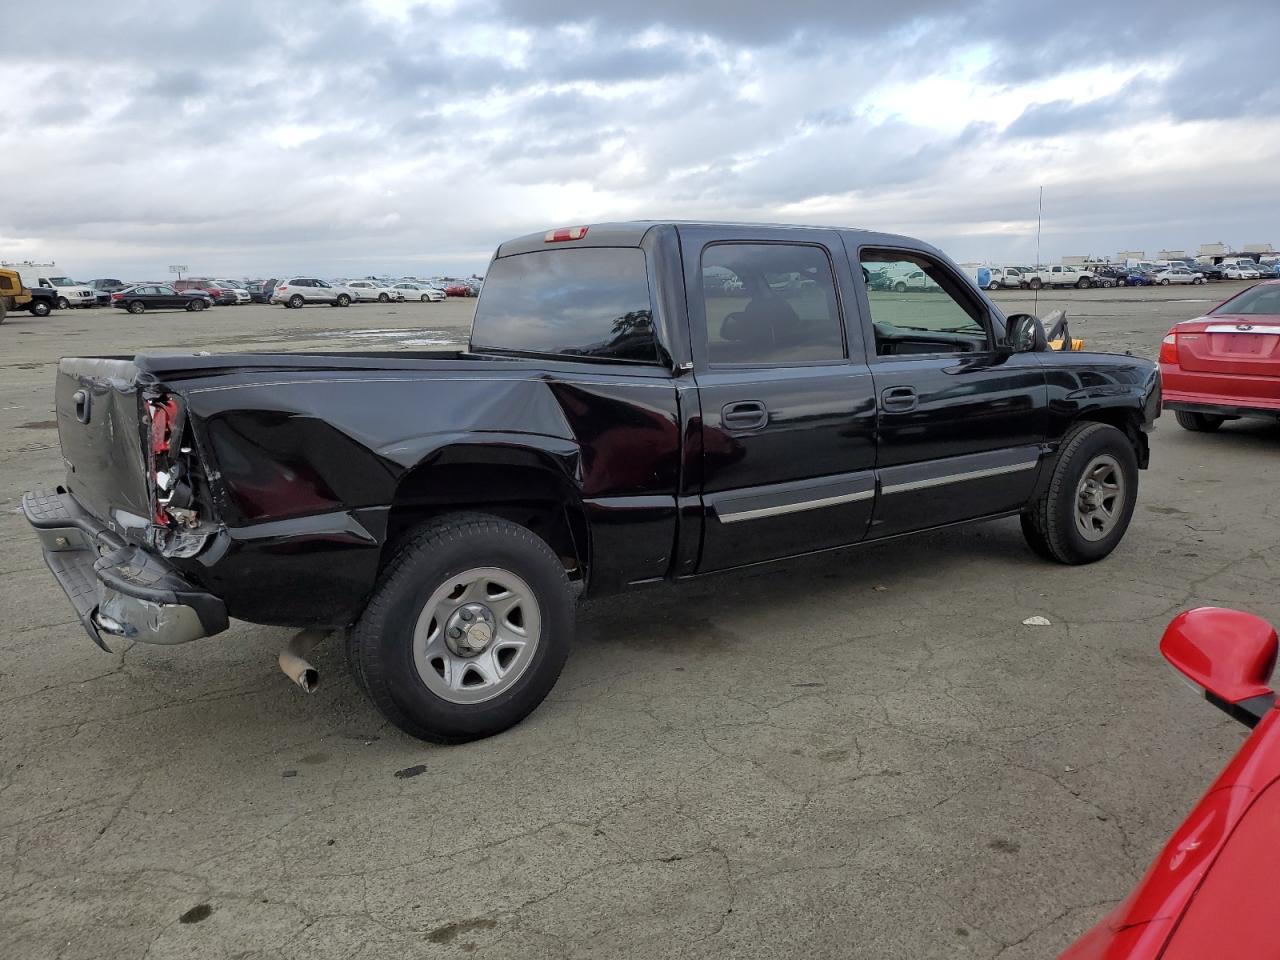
[1242,243,1274,254]
[1062,255,1090,266]
[1198,242,1230,258]
[1157,249,1188,261]
[1117,250,1146,262]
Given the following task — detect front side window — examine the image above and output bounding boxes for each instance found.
[471,248,657,363]
[860,250,990,356]
[700,243,844,365]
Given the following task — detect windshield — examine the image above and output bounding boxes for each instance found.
[1211,284,1280,316]
[471,248,658,363]
[48,277,76,286]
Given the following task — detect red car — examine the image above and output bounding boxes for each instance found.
[1062,606,1280,959]
[1159,280,1280,431]
[443,282,472,297]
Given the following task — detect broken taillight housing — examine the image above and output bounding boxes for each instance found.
[146,395,198,529]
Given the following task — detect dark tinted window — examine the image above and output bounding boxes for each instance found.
[471,248,657,363]
[701,243,844,365]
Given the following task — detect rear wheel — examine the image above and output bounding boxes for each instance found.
[894,281,907,292]
[1174,410,1225,432]
[288,294,305,309]
[1021,422,1138,564]
[1028,278,1043,290]
[348,513,574,743]
[128,300,146,314]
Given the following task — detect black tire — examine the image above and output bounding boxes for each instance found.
[56,296,71,310]
[894,281,907,293]
[128,300,146,314]
[1193,277,1204,284]
[1075,278,1089,289]
[1160,278,1170,286]
[1174,410,1225,432]
[421,294,431,301]
[188,299,207,312]
[288,294,305,309]
[378,292,390,303]
[1020,422,1138,564]
[348,512,574,743]
[1029,278,1043,290]
[336,294,351,307]
[29,299,51,316]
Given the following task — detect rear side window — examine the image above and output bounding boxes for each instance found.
[471,248,658,363]
[700,243,845,365]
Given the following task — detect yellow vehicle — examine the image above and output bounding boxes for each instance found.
[0,268,32,325]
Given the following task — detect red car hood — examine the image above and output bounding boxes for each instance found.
[1061,707,1280,958]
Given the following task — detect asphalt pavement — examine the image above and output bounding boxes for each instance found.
[1,284,1276,959]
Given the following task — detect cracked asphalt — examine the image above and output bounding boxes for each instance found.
[1,284,1276,959]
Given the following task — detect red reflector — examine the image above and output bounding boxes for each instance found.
[545,226,589,242]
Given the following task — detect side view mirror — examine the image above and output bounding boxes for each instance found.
[1160,607,1278,727]
[1004,314,1048,353]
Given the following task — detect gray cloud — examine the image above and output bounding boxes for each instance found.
[0,0,1277,278]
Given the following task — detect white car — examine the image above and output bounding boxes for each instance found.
[214,279,252,304]
[1152,267,1205,286]
[270,277,353,308]
[886,269,938,292]
[1223,263,1261,280]
[392,282,445,302]
[344,280,404,303]
[988,267,1024,289]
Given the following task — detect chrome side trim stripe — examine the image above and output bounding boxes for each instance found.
[880,460,1037,495]
[1204,324,1280,335]
[718,488,875,524]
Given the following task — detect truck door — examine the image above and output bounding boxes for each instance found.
[849,243,1047,539]
[679,225,878,572]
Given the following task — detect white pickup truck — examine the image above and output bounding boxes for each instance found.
[1021,265,1097,290]
[0,262,97,308]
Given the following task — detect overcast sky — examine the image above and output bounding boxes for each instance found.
[3,0,1278,279]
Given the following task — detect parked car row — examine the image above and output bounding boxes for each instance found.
[974,257,1280,291]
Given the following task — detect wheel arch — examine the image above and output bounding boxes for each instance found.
[1072,406,1149,469]
[382,442,590,586]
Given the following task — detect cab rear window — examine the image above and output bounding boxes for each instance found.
[471,248,658,363]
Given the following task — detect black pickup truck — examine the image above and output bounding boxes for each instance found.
[24,221,1160,742]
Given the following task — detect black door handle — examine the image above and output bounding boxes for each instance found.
[721,400,769,431]
[880,386,918,412]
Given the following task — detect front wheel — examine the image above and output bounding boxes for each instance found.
[1028,278,1043,290]
[421,294,431,301]
[128,300,146,314]
[1076,278,1090,289]
[378,292,390,303]
[1160,278,1170,285]
[336,294,351,307]
[29,299,51,317]
[1020,422,1138,564]
[56,296,71,310]
[1174,410,1225,432]
[348,513,574,743]
[894,281,907,292]
[1193,277,1204,284]
[187,299,207,312]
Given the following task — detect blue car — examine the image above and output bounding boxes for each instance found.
[1124,271,1154,286]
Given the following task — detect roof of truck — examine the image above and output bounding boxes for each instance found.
[494,221,935,259]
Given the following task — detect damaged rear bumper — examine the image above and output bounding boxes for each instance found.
[22,488,228,652]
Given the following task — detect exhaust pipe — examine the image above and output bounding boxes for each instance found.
[279,629,326,694]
